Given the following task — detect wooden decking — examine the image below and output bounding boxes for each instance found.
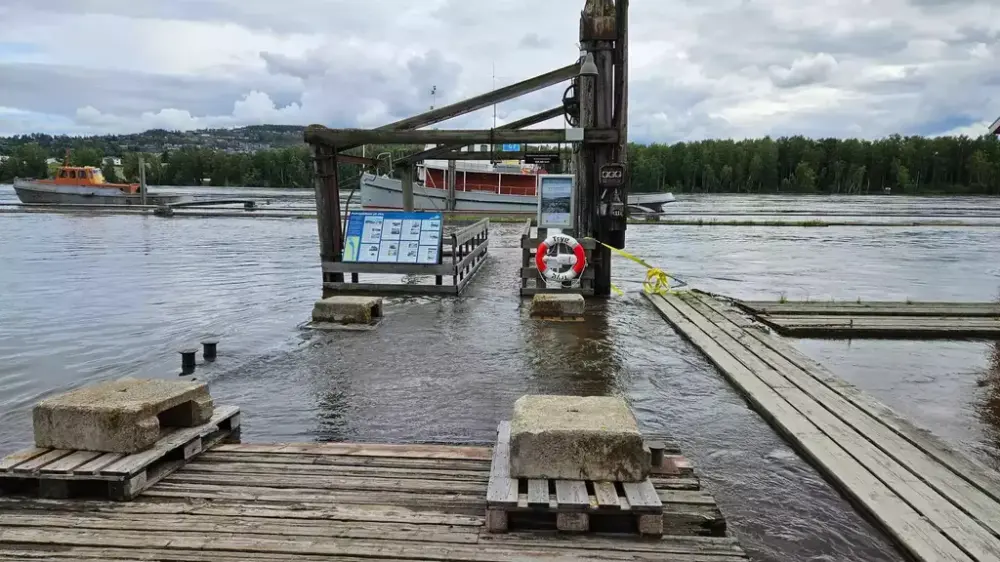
[646,290,1000,562]
[736,300,1000,339]
[0,441,747,561]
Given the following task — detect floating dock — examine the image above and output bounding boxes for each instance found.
[0,440,747,561]
[647,290,1000,562]
[734,299,1000,339]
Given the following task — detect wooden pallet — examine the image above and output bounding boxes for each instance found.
[0,405,240,501]
[486,421,669,536]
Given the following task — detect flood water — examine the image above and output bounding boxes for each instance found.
[2,184,999,562]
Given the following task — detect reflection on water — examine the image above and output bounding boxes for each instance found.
[3,189,1000,561]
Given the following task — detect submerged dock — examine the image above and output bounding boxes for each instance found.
[647,290,1000,562]
[0,441,747,561]
[735,300,1000,339]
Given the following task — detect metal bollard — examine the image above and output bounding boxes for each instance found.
[179,348,198,375]
[647,440,665,467]
[201,338,219,362]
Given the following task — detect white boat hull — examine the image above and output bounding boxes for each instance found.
[360,173,676,213]
[13,180,182,206]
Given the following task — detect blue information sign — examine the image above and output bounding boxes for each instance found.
[501,143,521,152]
[343,211,443,265]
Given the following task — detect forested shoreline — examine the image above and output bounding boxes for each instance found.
[2,133,999,195]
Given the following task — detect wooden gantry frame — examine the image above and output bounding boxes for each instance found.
[304,0,631,298]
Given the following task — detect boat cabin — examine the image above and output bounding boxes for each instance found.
[55,166,106,184]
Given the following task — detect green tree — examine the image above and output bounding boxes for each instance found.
[100,160,118,182]
[794,162,817,192]
[70,147,103,167]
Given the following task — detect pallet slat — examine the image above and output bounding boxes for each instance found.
[11,450,74,474]
[593,481,620,509]
[40,451,104,474]
[526,479,548,507]
[0,448,49,471]
[554,480,589,511]
[485,422,517,508]
[622,480,663,513]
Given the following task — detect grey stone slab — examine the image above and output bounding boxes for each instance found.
[312,296,383,325]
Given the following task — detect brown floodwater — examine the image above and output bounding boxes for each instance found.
[2,187,999,561]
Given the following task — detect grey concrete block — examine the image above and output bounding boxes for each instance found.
[312,296,383,325]
[530,294,585,318]
[33,378,214,454]
[510,395,650,482]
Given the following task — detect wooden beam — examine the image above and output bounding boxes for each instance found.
[335,154,377,166]
[400,164,414,212]
[991,115,1000,136]
[613,0,629,154]
[395,106,564,165]
[377,64,578,132]
[305,127,618,147]
[312,145,344,289]
[417,151,562,161]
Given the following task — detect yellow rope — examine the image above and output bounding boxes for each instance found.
[584,238,673,296]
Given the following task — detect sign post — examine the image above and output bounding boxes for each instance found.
[343,211,443,265]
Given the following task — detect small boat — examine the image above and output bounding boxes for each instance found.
[13,165,183,206]
[361,155,675,214]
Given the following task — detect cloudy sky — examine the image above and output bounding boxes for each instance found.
[0,0,997,143]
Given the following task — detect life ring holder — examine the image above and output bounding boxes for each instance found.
[536,234,587,283]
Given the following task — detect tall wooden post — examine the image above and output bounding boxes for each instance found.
[138,155,147,206]
[447,160,457,211]
[400,164,415,211]
[312,144,344,295]
[576,70,595,240]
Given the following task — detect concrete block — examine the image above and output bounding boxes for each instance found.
[33,378,214,454]
[510,395,650,482]
[556,513,589,532]
[638,514,664,536]
[312,296,383,325]
[485,508,508,533]
[530,293,585,318]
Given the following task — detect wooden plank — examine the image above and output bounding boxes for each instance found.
[644,293,971,562]
[521,237,598,250]
[739,300,1000,317]
[0,448,49,471]
[520,266,596,280]
[182,461,488,481]
[197,452,490,471]
[592,481,620,509]
[324,282,458,295]
[163,472,484,495]
[622,479,663,513]
[694,291,1000,506]
[99,406,238,476]
[38,451,103,474]
[210,442,491,461]
[553,480,589,511]
[526,479,549,507]
[684,293,1000,543]
[322,261,452,276]
[452,218,490,247]
[10,450,74,474]
[74,453,123,475]
[485,422,517,508]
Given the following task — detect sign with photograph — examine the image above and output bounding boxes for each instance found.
[537,174,575,229]
[343,211,442,265]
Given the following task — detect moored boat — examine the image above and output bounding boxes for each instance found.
[13,165,184,206]
[361,155,675,214]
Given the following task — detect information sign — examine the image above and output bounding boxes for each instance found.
[536,174,575,229]
[343,211,443,265]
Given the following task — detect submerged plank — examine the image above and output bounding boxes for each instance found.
[211,442,491,461]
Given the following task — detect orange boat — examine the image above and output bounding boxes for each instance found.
[13,164,182,205]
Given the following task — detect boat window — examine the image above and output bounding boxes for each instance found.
[59,170,68,178]
[68,170,77,179]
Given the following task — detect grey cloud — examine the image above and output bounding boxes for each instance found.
[769,54,838,88]
[519,33,553,49]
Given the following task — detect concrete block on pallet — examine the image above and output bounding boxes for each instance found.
[312,296,383,325]
[530,293,584,318]
[33,378,214,454]
[510,395,650,482]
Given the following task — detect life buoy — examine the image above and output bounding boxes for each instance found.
[536,234,587,282]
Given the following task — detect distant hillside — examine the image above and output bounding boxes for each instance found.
[0,125,308,158]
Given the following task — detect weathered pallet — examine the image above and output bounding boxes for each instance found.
[485,421,668,536]
[0,405,240,501]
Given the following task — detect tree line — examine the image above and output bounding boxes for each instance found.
[3,134,1000,195]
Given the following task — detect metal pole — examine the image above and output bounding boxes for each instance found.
[138,155,147,206]
[447,160,457,211]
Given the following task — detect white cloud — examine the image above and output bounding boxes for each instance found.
[0,0,997,141]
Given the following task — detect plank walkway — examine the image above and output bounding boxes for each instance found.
[735,300,1000,339]
[0,441,747,561]
[646,290,1000,562]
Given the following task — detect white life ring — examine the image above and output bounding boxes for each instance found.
[536,234,587,282]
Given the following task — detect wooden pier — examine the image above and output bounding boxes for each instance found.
[0,440,747,561]
[734,299,1000,339]
[647,290,1000,562]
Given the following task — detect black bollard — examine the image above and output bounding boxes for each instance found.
[179,348,198,375]
[647,440,665,468]
[201,338,220,362]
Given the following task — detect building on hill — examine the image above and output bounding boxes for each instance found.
[102,157,122,166]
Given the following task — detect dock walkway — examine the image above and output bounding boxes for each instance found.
[0,442,747,561]
[646,290,1000,562]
